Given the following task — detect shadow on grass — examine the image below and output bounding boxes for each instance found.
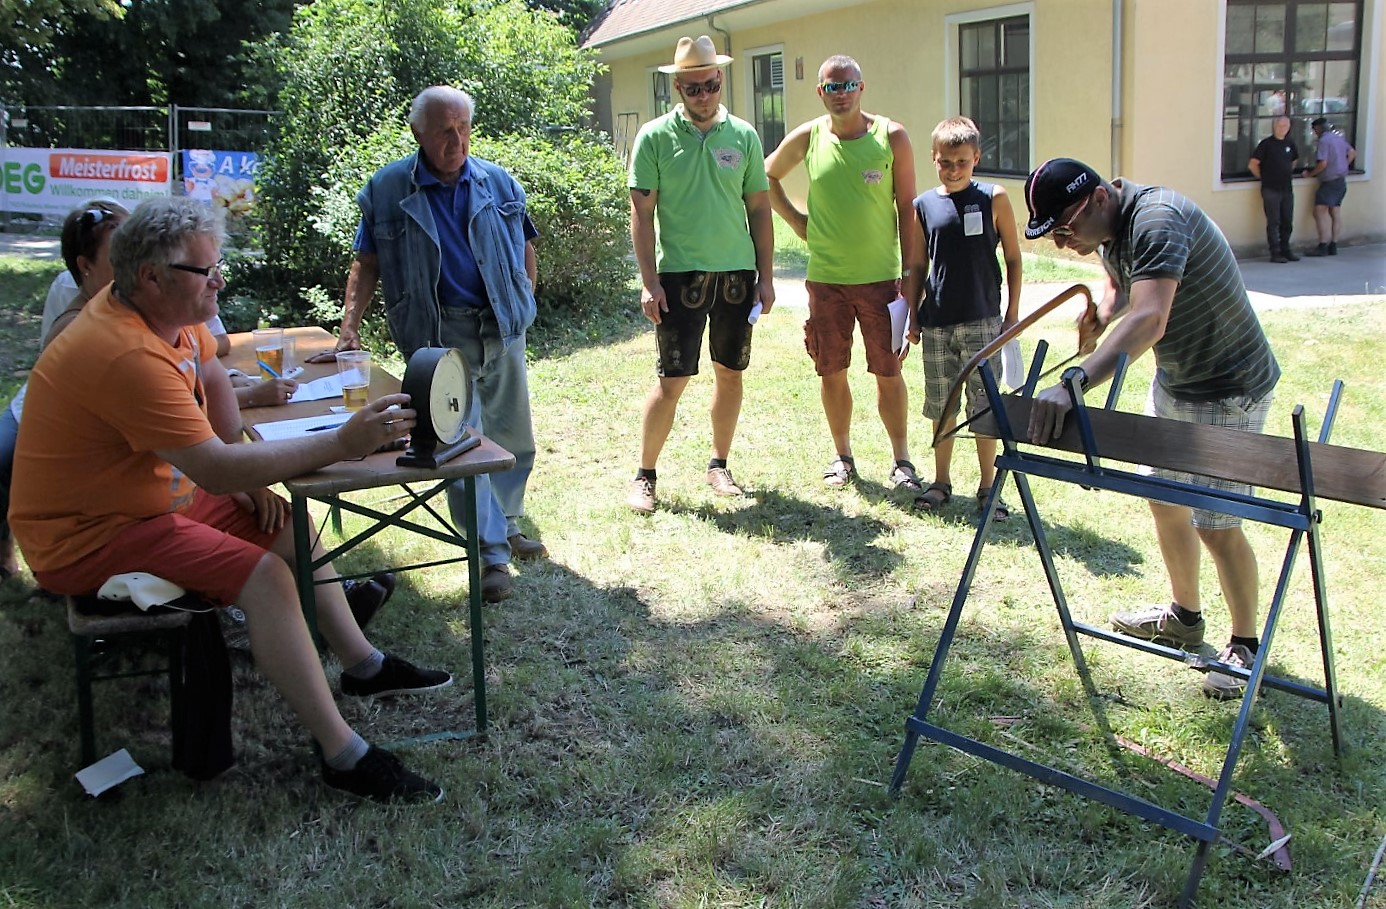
[665,486,904,582]
[0,524,1378,909]
[527,296,649,361]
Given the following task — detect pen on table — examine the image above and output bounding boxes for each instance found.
[305,422,346,433]
[257,359,281,379]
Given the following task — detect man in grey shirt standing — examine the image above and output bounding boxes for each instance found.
[1304,116,1357,256]
[1021,158,1280,701]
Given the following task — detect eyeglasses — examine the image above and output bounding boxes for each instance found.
[679,76,722,98]
[819,80,863,95]
[1050,194,1092,239]
[169,257,226,278]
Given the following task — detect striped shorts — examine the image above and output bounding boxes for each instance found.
[1139,380,1274,529]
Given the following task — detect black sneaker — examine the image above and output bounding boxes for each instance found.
[344,572,396,630]
[322,745,443,803]
[340,653,453,699]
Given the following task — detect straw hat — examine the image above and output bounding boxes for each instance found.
[658,35,733,73]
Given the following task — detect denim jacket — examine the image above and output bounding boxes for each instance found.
[357,151,537,356]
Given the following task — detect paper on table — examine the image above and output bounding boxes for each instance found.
[288,373,345,404]
[889,295,910,353]
[76,748,144,796]
[252,413,348,441]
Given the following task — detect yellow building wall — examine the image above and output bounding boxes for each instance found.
[599,0,1384,253]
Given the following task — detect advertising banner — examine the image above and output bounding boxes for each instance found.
[182,149,258,218]
[0,147,172,216]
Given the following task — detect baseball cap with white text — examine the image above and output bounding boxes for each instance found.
[1024,158,1102,240]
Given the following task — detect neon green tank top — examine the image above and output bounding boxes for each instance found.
[804,115,900,284]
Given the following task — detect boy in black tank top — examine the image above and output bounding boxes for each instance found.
[899,117,1023,520]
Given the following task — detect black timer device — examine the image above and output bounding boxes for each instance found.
[396,347,481,468]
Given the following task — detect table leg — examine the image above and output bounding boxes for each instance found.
[462,475,487,735]
[291,494,318,641]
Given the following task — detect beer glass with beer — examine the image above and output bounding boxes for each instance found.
[337,351,371,411]
[252,328,284,380]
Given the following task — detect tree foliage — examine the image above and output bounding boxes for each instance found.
[524,0,606,36]
[246,0,632,327]
[1,0,294,108]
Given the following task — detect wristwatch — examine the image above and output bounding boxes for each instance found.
[1061,365,1090,392]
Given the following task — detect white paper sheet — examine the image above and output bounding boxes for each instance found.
[76,748,145,796]
[1001,338,1025,390]
[251,413,348,441]
[889,295,910,353]
[288,373,344,404]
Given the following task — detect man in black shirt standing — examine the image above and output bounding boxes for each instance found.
[1248,116,1300,263]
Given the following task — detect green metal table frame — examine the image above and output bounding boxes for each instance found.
[289,471,491,741]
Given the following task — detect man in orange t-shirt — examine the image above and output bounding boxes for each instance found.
[12,198,448,804]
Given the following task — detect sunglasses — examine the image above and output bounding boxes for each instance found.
[819,80,863,95]
[679,76,722,98]
[169,257,226,278]
[1050,193,1091,239]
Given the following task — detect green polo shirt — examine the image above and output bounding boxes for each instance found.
[629,106,769,273]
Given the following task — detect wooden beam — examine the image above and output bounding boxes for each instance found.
[973,395,1386,511]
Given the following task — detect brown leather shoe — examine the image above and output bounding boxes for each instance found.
[705,466,744,497]
[508,533,548,561]
[627,476,656,514]
[479,564,512,603]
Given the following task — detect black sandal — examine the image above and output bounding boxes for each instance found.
[823,455,857,487]
[914,481,952,512]
[977,487,1011,522]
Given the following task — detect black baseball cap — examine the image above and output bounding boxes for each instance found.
[1024,158,1101,240]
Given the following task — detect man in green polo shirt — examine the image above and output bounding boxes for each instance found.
[765,54,921,495]
[625,35,776,514]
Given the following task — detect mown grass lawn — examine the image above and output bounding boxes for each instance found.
[0,249,1383,908]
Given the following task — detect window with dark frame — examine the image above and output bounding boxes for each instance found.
[958,15,1030,176]
[652,72,673,117]
[751,51,786,153]
[1222,0,1363,180]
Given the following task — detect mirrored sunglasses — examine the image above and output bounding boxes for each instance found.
[820,80,863,95]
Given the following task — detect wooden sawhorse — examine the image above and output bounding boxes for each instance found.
[890,352,1386,906]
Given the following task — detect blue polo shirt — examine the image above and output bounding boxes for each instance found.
[355,157,538,309]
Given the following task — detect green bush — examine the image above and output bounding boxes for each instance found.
[472,132,634,313]
[243,0,617,332]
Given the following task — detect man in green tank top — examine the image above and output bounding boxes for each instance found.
[765,55,923,495]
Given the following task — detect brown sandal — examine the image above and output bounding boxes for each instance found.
[913,481,952,512]
[823,455,858,487]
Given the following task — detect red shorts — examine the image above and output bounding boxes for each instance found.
[34,489,280,605]
[803,279,901,377]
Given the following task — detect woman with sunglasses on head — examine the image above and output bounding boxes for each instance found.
[0,201,129,581]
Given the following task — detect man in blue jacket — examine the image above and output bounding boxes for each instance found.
[333,85,544,602]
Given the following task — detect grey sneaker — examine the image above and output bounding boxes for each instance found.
[627,476,656,514]
[1111,603,1205,649]
[706,466,744,497]
[1203,643,1254,700]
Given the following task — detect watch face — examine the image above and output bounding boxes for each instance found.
[430,349,470,444]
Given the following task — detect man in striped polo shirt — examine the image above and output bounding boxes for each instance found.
[1022,158,1281,700]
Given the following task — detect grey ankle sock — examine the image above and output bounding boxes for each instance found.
[343,648,385,680]
[324,732,370,771]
